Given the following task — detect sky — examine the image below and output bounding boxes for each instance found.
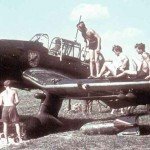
[0,0,150,59]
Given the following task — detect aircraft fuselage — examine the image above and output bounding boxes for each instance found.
[0,39,89,85]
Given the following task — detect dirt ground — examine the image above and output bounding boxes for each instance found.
[0,89,150,150]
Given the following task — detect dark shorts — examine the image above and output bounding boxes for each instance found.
[89,40,98,50]
[2,106,19,123]
[137,70,148,79]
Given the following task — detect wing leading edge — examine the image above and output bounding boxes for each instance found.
[23,68,150,97]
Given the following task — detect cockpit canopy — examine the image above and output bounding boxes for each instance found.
[30,33,89,61]
[49,37,83,59]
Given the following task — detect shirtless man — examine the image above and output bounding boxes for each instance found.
[114,43,150,79]
[137,43,150,79]
[0,80,22,144]
[76,21,103,78]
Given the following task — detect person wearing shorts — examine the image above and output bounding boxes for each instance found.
[0,80,22,144]
[2,106,19,123]
[76,21,103,78]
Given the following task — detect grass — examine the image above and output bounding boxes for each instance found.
[1,89,150,150]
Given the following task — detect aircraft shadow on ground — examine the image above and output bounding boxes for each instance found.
[18,115,101,140]
[0,112,149,140]
[0,114,106,140]
[58,117,99,132]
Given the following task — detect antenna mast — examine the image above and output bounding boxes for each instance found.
[74,15,82,42]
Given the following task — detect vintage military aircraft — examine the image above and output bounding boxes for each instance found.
[0,33,150,137]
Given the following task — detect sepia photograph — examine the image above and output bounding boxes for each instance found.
[0,0,150,149]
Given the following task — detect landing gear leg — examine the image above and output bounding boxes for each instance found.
[24,91,63,139]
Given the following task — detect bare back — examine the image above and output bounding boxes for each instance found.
[0,88,19,106]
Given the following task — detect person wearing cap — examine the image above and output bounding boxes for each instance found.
[97,45,129,78]
[76,21,103,78]
[0,80,22,144]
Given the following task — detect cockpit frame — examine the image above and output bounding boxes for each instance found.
[30,33,89,62]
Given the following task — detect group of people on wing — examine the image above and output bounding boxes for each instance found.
[77,21,150,80]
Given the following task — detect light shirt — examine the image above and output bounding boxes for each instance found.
[113,53,128,69]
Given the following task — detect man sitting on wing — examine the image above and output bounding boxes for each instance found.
[97,45,129,78]
[112,43,150,79]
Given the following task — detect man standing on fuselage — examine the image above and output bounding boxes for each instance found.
[77,21,103,78]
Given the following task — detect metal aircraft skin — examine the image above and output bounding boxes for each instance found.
[0,33,150,133]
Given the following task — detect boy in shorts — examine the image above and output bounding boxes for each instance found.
[0,80,22,144]
[76,21,103,78]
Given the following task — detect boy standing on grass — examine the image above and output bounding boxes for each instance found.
[0,80,22,144]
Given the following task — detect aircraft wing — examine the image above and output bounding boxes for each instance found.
[23,68,150,97]
[23,68,83,94]
[81,80,150,91]
[22,68,112,97]
[23,68,150,109]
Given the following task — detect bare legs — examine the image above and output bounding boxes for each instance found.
[3,122,22,144]
[97,62,116,78]
[3,122,8,144]
[89,49,101,78]
[97,65,137,79]
[89,60,95,77]
[97,63,107,78]
[116,70,137,78]
[15,123,22,142]
[89,50,95,77]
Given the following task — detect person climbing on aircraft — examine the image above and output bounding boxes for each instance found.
[0,80,22,144]
[111,43,150,79]
[76,21,103,78]
[96,45,129,78]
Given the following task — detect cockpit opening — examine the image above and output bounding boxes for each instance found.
[30,33,89,62]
